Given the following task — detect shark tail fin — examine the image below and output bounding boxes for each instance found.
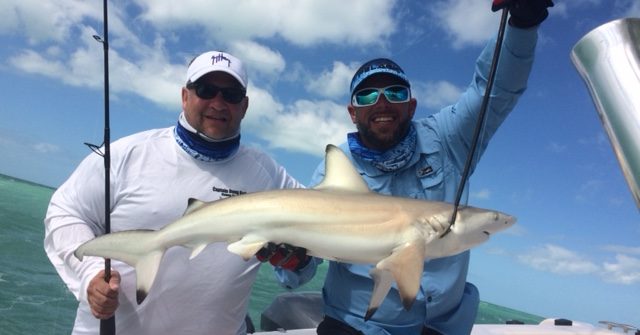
[74,229,165,304]
[134,249,164,304]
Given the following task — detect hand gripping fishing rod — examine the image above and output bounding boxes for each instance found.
[84,0,115,334]
[442,0,512,237]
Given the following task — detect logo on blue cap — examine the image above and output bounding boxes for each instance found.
[350,58,410,96]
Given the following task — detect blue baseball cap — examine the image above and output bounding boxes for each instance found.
[350,58,410,97]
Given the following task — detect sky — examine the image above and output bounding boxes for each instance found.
[1,0,639,329]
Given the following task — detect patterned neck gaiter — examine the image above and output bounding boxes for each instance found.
[348,125,417,172]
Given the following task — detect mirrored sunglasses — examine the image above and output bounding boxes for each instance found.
[352,85,411,107]
[187,83,246,104]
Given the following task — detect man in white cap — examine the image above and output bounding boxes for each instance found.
[44,50,302,335]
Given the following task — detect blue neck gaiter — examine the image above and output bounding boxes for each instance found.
[348,125,417,172]
[173,113,240,162]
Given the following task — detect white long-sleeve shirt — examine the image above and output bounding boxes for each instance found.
[44,127,301,335]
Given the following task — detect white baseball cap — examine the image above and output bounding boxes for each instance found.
[186,51,247,88]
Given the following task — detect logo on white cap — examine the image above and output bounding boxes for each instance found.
[211,53,232,67]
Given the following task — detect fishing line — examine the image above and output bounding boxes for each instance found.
[441,4,511,238]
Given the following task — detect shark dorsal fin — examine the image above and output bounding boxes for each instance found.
[314,144,370,193]
[184,198,208,216]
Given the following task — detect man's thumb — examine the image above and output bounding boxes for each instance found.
[108,270,121,291]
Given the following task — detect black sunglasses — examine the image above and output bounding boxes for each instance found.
[187,82,246,104]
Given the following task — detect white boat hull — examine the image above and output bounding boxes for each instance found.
[255,319,635,335]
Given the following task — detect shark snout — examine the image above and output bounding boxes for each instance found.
[484,211,516,234]
[502,213,517,226]
[496,213,516,232]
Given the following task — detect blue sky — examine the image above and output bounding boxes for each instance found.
[1,0,639,328]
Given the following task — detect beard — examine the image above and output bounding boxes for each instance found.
[355,117,413,151]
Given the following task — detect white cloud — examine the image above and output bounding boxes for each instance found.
[9,24,184,111]
[518,243,640,285]
[471,188,491,200]
[244,85,354,156]
[503,224,527,237]
[243,84,284,126]
[431,0,499,49]
[306,61,354,99]
[509,188,535,205]
[131,0,397,47]
[0,0,99,44]
[575,179,604,203]
[578,132,609,149]
[4,4,352,159]
[1,0,401,157]
[0,130,62,158]
[9,50,70,82]
[602,254,640,285]
[0,0,501,159]
[274,99,353,154]
[413,80,463,110]
[602,245,640,256]
[484,247,507,256]
[229,41,286,80]
[33,143,60,154]
[548,141,568,154]
[518,244,599,275]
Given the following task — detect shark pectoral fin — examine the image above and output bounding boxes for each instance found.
[377,240,425,311]
[189,244,208,260]
[367,268,394,320]
[367,240,425,319]
[227,234,268,261]
[134,250,164,304]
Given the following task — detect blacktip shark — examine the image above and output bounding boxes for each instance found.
[74,144,516,320]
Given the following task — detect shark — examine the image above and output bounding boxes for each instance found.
[74,144,516,320]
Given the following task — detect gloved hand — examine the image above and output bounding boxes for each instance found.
[491,0,512,11]
[256,243,311,271]
[507,0,554,28]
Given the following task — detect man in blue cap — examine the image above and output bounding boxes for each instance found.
[263,1,554,334]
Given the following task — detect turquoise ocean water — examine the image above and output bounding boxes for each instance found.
[0,173,542,333]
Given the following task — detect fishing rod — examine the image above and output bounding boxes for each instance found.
[84,0,115,333]
[442,0,512,237]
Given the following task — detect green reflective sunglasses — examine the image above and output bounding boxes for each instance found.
[352,85,410,107]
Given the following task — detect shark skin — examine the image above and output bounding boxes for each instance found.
[74,144,516,320]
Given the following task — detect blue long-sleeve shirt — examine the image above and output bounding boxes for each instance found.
[276,25,538,335]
